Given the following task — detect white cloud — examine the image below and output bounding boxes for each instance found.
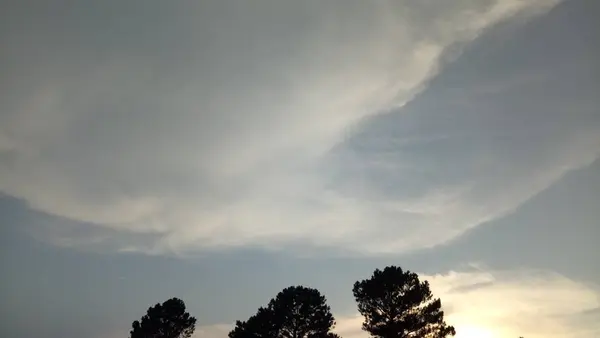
[192,324,232,338]
[425,268,600,338]
[1,0,587,255]
[333,268,600,338]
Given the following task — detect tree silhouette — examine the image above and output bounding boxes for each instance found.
[229,307,279,338]
[353,266,455,338]
[130,298,196,338]
[229,286,337,338]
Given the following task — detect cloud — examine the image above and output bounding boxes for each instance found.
[175,268,600,338]
[0,0,586,255]
[426,268,600,337]
[334,268,600,338]
[192,324,232,338]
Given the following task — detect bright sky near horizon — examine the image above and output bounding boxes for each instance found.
[1,0,599,337]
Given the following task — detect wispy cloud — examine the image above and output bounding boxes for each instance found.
[2,0,587,255]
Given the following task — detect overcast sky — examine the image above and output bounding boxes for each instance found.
[1,1,599,338]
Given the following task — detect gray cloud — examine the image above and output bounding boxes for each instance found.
[0,0,582,255]
[320,0,600,253]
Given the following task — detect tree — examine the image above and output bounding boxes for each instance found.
[130,298,197,338]
[229,306,279,338]
[229,286,337,338]
[353,266,455,338]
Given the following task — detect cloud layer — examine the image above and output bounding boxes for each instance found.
[3,0,594,255]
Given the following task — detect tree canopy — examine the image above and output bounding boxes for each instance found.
[353,266,455,338]
[229,306,280,338]
[229,285,337,338]
[130,297,197,338]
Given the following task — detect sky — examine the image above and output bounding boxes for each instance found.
[0,0,599,337]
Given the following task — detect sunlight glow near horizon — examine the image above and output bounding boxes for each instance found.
[455,324,497,338]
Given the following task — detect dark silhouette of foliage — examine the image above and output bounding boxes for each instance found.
[229,307,279,338]
[229,286,337,338]
[353,266,455,338]
[130,298,196,338]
